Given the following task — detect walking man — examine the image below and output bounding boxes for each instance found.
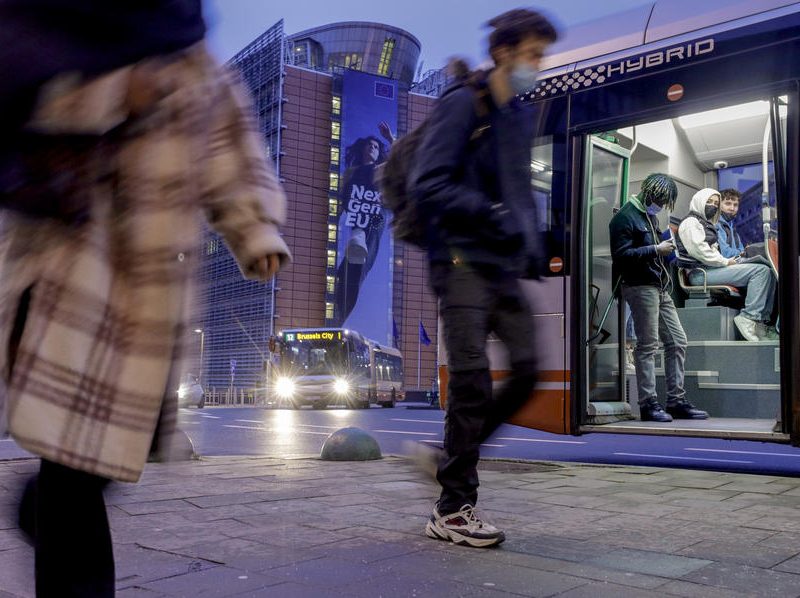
[411,8,558,547]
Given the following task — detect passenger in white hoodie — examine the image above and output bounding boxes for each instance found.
[675,188,776,341]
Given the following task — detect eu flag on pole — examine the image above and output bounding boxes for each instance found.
[392,318,400,347]
[419,321,431,346]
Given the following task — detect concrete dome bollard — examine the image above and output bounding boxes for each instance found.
[320,427,382,461]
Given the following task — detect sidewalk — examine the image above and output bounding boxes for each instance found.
[2,453,800,597]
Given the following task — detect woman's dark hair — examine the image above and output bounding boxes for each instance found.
[486,8,559,54]
[344,136,387,168]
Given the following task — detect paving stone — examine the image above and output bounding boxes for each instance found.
[553,581,666,598]
[586,548,712,578]
[114,544,217,589]
[773,554,800,575]
[0,547,34,598]
[446,560,586,597]
[682,562,800,597]
[138,566,282,597]
[677,539,798,568]
[656,579,752,597]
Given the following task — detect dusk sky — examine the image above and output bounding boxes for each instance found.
[205,0,654,74]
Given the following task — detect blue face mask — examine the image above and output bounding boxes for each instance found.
[646,202,663,216]
[509,63,539,95]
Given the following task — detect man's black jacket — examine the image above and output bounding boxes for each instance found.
[609,200,669,288]
[410,80,543,278]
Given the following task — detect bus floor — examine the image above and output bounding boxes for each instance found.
[583,417,784,442]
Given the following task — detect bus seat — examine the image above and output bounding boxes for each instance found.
[767,233,779,278]
[677,267,742,302]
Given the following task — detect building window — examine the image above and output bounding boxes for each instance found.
[328,197,338,216]
[331,122,340,140]
[329,172,339,191]
[327,249,337,268]
[327,224,337,243]
[325,302,335,320]
[326,275,336,293]
[330,146,340,166]
[206,239,219,255]
[377,38,396,76]
[332,96,341,115]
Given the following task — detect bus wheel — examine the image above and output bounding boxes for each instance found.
[381,389,396,408]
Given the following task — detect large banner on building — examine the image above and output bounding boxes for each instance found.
[333,70,398,345]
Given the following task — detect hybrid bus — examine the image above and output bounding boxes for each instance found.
[438,0,800,444]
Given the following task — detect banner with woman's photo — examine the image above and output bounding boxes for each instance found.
[332,70,398,345]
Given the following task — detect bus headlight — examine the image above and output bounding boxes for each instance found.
[275,377,295,398]
[333,379,350,395]
[177,387,187,400]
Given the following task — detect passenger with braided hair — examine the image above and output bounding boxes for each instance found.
[610,173,710,422]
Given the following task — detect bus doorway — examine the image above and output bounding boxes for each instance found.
[580,93,793,441]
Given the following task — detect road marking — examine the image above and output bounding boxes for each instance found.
[200,415,220,419]
[1,438,14,442]
[496,437,586,445]
[415,439,503,447]
[480,443,506,448]
[297,424,340,429]
[685,448,800,458]
[372,429,438,436]
[222,424,329,435]
[390,418,441,424]
[236,419,264,424]
[614,452,753,464]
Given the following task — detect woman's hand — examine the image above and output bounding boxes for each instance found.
[253,254,281,279]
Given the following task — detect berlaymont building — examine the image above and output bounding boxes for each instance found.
[195,19,447,397]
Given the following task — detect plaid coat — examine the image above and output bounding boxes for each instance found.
[0,44,291,482]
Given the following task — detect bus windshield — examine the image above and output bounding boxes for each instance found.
[281,339,348,375]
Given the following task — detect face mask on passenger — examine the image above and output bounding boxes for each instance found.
[509,63,539,95]
[646,202,663,216]
[704,204,718,220]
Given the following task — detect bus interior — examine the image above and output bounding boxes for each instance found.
[585,93,788,438]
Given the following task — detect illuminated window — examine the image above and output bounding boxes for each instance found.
[327,250,337,268]
[328,197,338,216]
[325,302,335,320]
[331,122,340,140]
[330,146,340,166]
[327,224,337,243]
[206,239,219,255]
[377,38,396,76]
[326,275,335,293]
[332,96,341,115]
[329,172,339,191]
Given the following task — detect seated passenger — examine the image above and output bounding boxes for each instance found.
[610,173,708,422]
[716,188,745,258]
[676,188,777,341]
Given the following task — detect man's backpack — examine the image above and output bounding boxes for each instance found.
[378,81,490,249]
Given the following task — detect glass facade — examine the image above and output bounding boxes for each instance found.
[197,20,286,394]
[286,22,421,85]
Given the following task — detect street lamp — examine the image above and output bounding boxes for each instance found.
[194,329,205,387]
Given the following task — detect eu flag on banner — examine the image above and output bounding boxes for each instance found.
[392,318,400,347]
[419,321,431,346]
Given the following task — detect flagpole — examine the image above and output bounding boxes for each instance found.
[417,318,422,390]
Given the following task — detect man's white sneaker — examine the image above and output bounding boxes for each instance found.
[734,314,760,342]
[425,505,505,548]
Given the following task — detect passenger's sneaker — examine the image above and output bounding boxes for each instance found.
[734,314,760,342]
[639,399,673,422]
[666,399,709,419]
[405,441,442,481]
[426,504,505,548]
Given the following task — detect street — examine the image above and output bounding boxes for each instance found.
[179,403,800,475]
[4,402,800,475]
